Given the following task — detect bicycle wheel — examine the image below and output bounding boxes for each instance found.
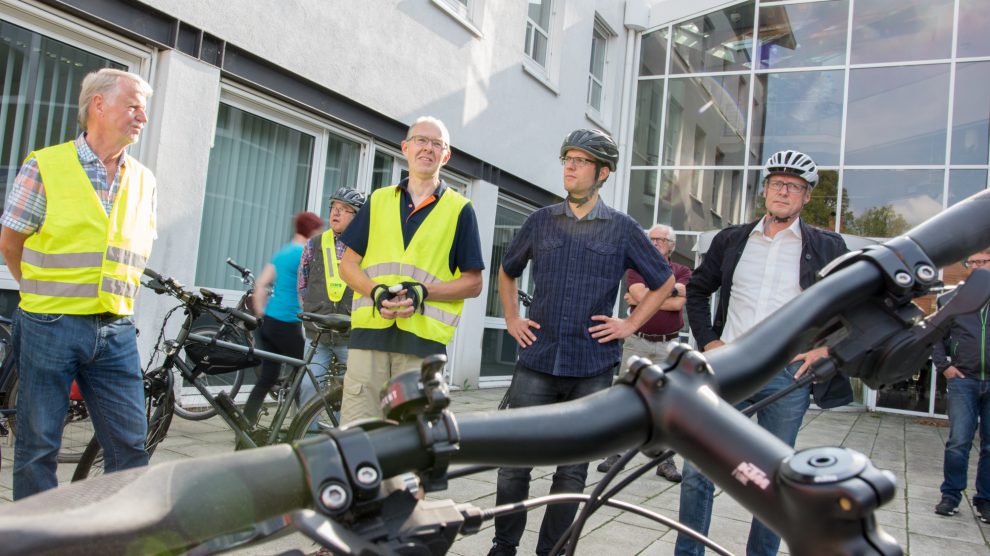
[172,325,247,421]
[287,382,343,441]
[72,367,175,481]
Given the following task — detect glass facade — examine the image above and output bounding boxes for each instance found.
[631,0,990,415]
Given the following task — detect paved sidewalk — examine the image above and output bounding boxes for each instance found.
[2,387,989,555]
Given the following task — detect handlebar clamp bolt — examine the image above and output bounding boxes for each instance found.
[356,465,380,485]
[916,265,936,282]
[320,483,349,511]
[893,271,912,286]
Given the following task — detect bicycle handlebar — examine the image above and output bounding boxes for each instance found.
[6,190,990,555]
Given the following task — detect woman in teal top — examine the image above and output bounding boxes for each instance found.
[243,211,323,425]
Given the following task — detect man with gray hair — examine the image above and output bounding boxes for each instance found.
[0,68,157,499]
[596,223,691,482]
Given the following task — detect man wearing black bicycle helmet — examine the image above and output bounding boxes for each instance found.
[676,149,851,556]
[296,187,367,408]
[489,129,675,556]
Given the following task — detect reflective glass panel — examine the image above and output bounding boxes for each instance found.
[845,65,950,165]
[485,199,535,318]
[663,75,749,166]
[758,0,849,69]
[958,0,990,58]
[850,0,953,64]
[741,170,762,223]
[839,169,943,237]
[639,29,668,76]
[658,169,745,232]
[670,1,755,74]
[949,170,987,208]
[627,169,658,229]
[196,104,314,289]
[951,61,990,165]
[320,134,361,219]
[631,80,664,166]
[750,169,841,230]
[750,71,844,166]
[372,151,397,190]
[480,328,519,377]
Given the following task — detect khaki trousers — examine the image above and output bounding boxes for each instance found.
[340,349,425,424]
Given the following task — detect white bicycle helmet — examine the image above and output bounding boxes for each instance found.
[765,150,818,189]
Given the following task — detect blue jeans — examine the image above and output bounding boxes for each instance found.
[940,376,990,505]
[492,363,614,556]
[13,309,148,499]
[675,367,811,556]
[298,341,348,408]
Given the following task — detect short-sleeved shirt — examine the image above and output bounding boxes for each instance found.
[1,134,156,233]
[501,198,672,378]
[265,242,305,323]
[627,260,691,335]
[341,178,485,356]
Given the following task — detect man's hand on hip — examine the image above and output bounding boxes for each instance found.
[588,315,636,343]
[506,314,540,348]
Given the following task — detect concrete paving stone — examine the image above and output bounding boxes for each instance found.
[576,520,666,555]
[639,538,678,556]
[641,490,682,512]
[907,532,988,555]
[437,476,497,502]
[910,511,986,541]
[611,503,677,532]
[876,507,907,529]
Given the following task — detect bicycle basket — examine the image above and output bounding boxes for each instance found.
[183,319,261,374]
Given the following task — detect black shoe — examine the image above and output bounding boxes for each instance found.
[597,454,621,473]
[487,542,517,556]
[656,459,682,483]
[976,500,990,523]
[934,496,958,516]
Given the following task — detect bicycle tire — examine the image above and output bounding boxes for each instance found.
[5,373,96,463]
[72,367,175,481]
[172,325,247,421]
[287,382,343,441]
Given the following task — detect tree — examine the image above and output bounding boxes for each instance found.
[845,205,910,237]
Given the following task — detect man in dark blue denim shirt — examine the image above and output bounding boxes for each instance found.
[488,130,674,556]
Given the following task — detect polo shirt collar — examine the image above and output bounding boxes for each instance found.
[396,176,446,199]
[555,196,612,221]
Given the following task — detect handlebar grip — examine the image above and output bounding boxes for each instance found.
[142,267,163,281]
[905,189,990,268]
[226,257,249,275]
[229,307,259,330]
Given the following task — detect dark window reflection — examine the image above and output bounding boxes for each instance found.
[850,0,953,64]
[486,203,532,318]
[948,170,988,208]
[750,71,844,166]
[658,169,744,232]
[640,29,668,76]
[631,80,664,166]
[480,329,520,377]
[845,65,950,165]
[957,0,990,58]
[840,169,943,237]
[670,1,755,74]
[663,75,750,167]
[951,61,990,165]
[758,0,849,69]
[627,169,658,229]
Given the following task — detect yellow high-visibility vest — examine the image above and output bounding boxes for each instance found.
[321,230,347,302]
[19,141,156,315]
[351,185,468,344]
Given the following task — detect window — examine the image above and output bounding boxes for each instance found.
[431,0,483,36]
[524,0,553,69]
[587,19,608,114]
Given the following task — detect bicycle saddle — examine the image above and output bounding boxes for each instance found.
[297,312,351,332]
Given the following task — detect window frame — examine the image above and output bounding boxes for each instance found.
[586,15,617,127]
[522,0,563,92]
[431,0,484,37]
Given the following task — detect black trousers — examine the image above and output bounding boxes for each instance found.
[243,316,304,423]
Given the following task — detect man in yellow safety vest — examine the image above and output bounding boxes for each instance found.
[0,68,157,499]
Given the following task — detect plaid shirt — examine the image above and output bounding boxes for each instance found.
[2,134,129,233]
[501,198,672,377]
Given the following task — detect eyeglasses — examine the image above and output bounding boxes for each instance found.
[330,206,356,216]
[406,135,448,151]
[559,155,597,168]
[963,258,990,268]
[765,180,808,194]
[649,237,675,245]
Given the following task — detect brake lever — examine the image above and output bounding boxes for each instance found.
[288,509,382,555]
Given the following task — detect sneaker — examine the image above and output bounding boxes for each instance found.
[656,459,682,483]
[976,500,990,523]
[487,542,517,556]
[597,454,621,473]
[934,496,958,516]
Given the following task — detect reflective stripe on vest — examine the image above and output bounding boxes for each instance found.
[351,185,469,345]
[321,230,348,303]
[19,141,156,315]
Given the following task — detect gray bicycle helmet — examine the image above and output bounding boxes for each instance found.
[764,150,818,189]
[330,187,367,211]
[560,129,619,171]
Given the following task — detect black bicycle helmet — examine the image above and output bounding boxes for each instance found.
[765,150,819,189]
[330,187,367,211]
[560,129,619,171]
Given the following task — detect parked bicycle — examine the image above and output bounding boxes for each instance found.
[72,269,346,480]
[10,191,990,555]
